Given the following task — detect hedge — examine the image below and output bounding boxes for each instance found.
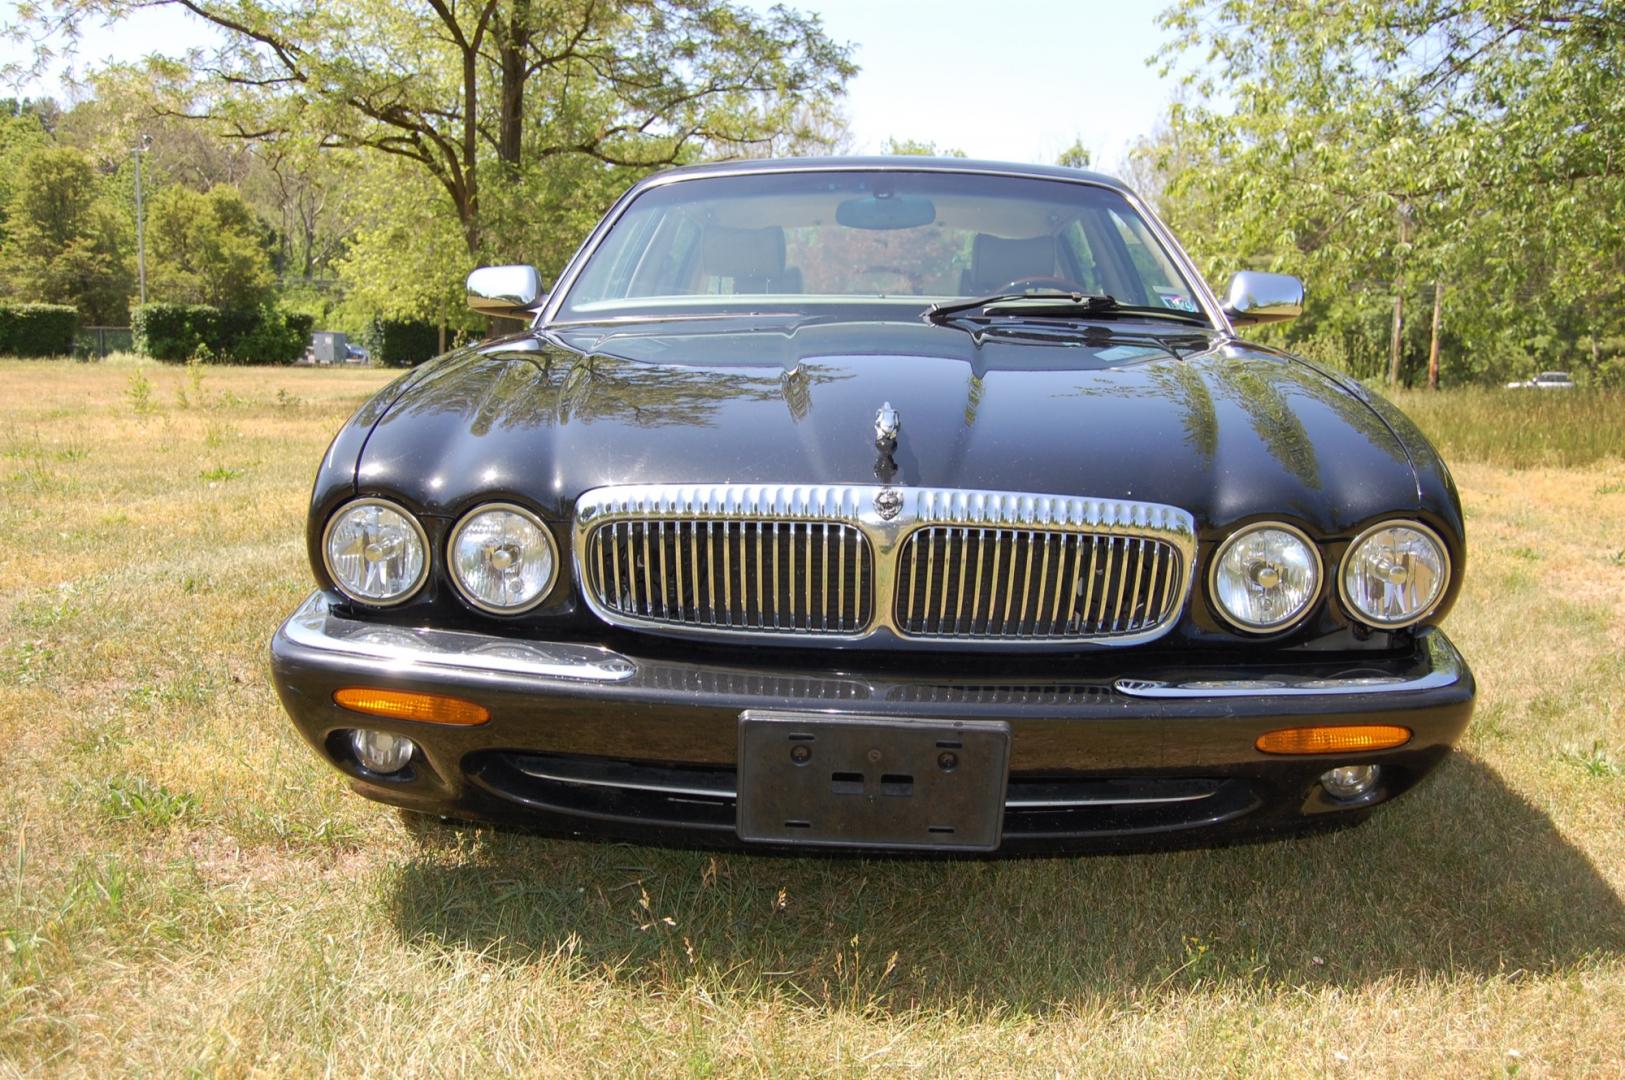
[131,303,314,364]
[363,318,442,368]
[0,303,80,358]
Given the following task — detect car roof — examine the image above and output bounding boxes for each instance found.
[628,156,1136,197]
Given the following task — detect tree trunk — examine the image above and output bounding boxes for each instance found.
[1389,291,1404,387]
[497,0,531,167]
[1427,281,1443,390]
[461,41,481,256]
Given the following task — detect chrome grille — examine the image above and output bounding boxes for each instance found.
[575,484,1196,648]
[894,528,1182,639]
[579,486,874,635]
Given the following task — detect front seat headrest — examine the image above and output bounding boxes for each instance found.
[701,225,787,283]
[967,233,1058,292]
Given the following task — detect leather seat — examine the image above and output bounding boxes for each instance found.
[959,233,1059,294]
[700,225,800,293]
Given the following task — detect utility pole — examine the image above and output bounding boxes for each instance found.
[1427,281,1443,390]
[132,134,153,305]
[1388,201,1412,388]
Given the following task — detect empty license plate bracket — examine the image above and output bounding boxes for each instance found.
[736,711,1011,851]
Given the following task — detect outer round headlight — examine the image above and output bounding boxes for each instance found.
[448,503,558,614]
[1340,520,1449,628]
[322,498,429,606]
[1210,522,1323,632]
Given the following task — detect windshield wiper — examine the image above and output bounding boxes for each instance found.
[924,291,1210,327]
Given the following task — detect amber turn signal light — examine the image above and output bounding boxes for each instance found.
[1255,724,1411,755]
[333,687,490,726]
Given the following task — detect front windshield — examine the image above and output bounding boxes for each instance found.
[555,170,1208,324]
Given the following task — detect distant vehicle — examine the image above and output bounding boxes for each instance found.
[1505,371,1575,389]
[310,331,370,365]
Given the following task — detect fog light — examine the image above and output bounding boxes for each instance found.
[351,729,415,774]
[1321,764,1380,800]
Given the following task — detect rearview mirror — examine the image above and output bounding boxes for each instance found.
[835,194,936,231]
[467,265,544,317]
[1221,271,1304,325]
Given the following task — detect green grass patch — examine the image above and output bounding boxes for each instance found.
[1387,387,1625,467]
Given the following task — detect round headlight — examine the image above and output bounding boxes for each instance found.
[448,503,558,614]
[322,498,429,606]
[1340,521,1449,628]
[1210,522,1323,632]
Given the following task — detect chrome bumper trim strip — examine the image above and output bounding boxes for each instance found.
[1112,629,1466,698]
[279,593,637,682]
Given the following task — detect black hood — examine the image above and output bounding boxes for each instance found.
[353,319,1422,540]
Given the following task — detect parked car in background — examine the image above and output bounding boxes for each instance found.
[271,157,1474,854]
[1505,370,1575,389]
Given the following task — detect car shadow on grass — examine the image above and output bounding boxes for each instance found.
[388,752,1625,1010]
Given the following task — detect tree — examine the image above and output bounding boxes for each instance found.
[1153,0,1625,385]
[881,138,966,157]
[0,144,132,322]
[0,108,53,246]
[16,0,854,264]
[1055,139,1090,169]
[145,184,275,308]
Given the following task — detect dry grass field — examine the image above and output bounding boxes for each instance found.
[1,358,1621,1077]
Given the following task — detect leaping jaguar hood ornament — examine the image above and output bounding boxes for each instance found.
[874,401,901,448]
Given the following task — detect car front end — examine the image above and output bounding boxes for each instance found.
[270,158,1474,853]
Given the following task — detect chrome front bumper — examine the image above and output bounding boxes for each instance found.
[278,591,1469,705]
[270,591,1474,851]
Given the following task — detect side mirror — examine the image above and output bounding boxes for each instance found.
[1221,271,1304,325]
[466,265,545,317]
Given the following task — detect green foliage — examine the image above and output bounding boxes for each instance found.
[1151,1,1625,385]
[0,302,80,357]
[26,0,855,325]
[882,138,967,157]
[0,144,132,323]
[363,318,442,368]
[145,185,276,310]
[131,303,218,362]
[232,307,314,366]
[0,108,52,244]
[131,302,310,364]
[1055,139,1091,169]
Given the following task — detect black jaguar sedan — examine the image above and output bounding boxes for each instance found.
[270,158,1473,853]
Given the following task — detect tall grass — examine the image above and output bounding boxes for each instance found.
[1386,387,1625,468]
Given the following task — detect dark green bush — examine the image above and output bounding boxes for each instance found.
[132,303,314,363]
[232,308,314,365]
[0,302,81,357]
[364,318,442,367]
[131,303,218,361]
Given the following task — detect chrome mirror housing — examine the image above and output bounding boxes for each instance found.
[1221,271,1305,325]
[466,265,545,317]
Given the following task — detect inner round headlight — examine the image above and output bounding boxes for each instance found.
[1210,522,1322,632]
[1340,520,1449,628]
[322,498,429,606]
[448,503,558,614]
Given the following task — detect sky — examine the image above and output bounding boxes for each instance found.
[2,0,1184,174]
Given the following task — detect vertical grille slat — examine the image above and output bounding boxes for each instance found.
[586,514,873,636]
[893,526,1183,641]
